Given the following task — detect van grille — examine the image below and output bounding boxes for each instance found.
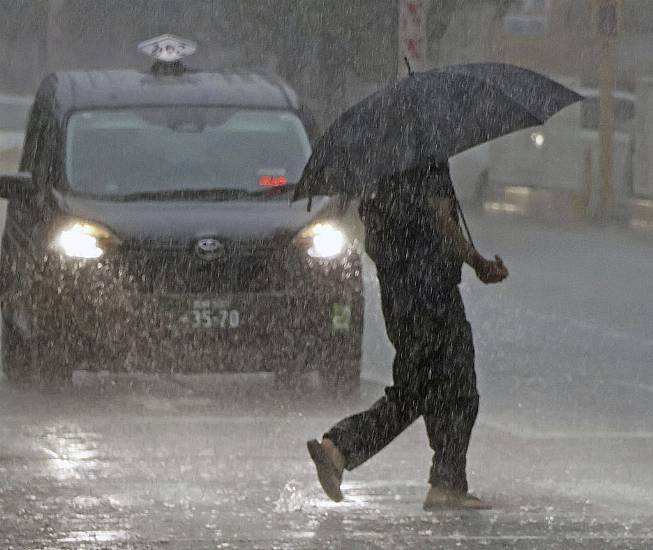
[114,240,290,294]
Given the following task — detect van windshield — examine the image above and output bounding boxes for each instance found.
[65,107,311,199]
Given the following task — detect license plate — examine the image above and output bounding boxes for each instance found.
[178,297,241,330]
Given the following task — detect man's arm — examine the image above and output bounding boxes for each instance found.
[429,197,508,284]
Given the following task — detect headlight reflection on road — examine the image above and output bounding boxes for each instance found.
[41,427,101,482]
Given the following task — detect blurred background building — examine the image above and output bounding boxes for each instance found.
[0,0,513,124]
[4,1,652,113]
[1,0,653,222]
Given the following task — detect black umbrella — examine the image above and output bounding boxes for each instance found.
[293,63,583,203]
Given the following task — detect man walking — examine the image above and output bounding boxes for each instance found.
[307,163,508,510]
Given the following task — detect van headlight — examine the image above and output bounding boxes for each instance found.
[52,220,119,259]
[299,222,347,259]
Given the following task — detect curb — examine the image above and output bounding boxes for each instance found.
[629,198,653,232]
[482,184,588,222]
[481,184,651,234]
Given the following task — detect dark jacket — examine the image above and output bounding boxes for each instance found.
[360,165,463,290]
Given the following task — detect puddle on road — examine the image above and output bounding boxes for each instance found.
[59,529,130,543]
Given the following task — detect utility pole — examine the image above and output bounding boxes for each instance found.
[398,0,427,78]
[46,0,67,72]
[593,0,622,218]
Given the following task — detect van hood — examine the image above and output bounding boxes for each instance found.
[53,190,335,245]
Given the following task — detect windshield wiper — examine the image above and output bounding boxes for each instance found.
[74,184,298,202]
[113,188,251,201]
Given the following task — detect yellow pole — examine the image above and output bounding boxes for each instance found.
[576,146,593,219]
[598,28,615,215]
[594,0,622,218]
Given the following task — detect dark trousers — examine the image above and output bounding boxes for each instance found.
[324,270,479,491]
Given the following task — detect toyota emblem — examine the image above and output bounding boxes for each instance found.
[195,238,225,261]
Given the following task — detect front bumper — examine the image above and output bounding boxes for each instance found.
[20,248,364,373]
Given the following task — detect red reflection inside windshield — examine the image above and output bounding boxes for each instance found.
[258,175,288,187]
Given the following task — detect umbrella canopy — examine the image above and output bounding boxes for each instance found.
[293,63,584,202]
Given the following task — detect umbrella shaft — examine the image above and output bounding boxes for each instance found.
[454,197,475,249]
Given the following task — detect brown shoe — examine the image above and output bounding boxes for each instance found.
[423,485,491,511]
[307,439,345,502]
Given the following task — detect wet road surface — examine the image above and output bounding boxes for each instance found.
[1,378,652,549]
[1,210,653,548]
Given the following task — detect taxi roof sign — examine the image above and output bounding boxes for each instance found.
[138,34,197,63]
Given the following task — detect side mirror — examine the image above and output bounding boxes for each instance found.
[0,172,35,201]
